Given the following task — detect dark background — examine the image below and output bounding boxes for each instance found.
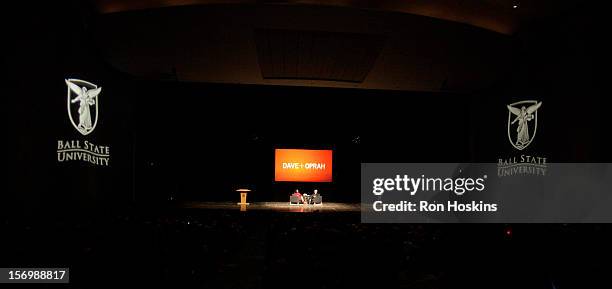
[2,2,612,289]
[3,1,610,213]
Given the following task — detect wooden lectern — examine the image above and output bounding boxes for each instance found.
[236,189,251,205]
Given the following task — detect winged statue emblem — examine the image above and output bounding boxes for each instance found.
[507,100,542,150]
[65,79,102,136]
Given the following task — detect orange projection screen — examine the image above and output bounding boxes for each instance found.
[275,149,333,182]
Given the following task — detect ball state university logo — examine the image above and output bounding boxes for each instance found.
[498,100,546,177]
[65,79,102,136]
[57,79,110,166]
[506,100,542,150]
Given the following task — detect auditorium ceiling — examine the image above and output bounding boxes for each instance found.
[91,0,559,92]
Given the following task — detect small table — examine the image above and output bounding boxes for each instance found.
[236,189,251,205]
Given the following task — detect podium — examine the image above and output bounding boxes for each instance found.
[236,189,251,205]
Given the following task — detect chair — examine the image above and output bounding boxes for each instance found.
[312,194,322,205]
[289,195,301,205]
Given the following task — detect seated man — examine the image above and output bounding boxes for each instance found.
[312,189,322,204]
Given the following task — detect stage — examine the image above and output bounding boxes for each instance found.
[179,201,361,213]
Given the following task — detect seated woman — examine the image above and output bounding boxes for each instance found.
[303,193,311,204]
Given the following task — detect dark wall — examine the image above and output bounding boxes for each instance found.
[3,1,135,216]
[132,82,469,203]
[469,0,610,162]
[3,1,611,212]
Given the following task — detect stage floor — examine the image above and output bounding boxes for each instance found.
[179,201,361,213]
